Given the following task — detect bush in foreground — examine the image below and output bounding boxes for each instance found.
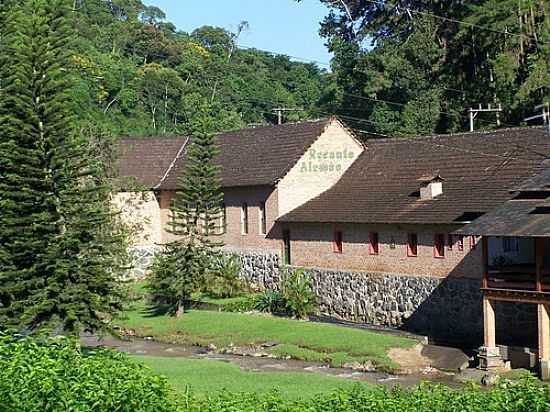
[180,380,550,411]
[0,335,175,412]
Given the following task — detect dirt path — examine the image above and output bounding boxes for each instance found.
[81,334,462,389]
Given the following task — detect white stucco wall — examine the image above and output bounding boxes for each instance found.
[112,191,162,246]
[277,119,365,217]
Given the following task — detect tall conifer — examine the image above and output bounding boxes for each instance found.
[149,116,224,317]
[0,0,127,336]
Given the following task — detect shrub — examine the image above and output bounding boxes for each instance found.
[178,378,550,411]
[0,334,176,412]
[255,289,286,314]
[203,253,244,298]
[222,294,259,312]
[280,267,317,319]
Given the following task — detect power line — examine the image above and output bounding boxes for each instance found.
[361,0,546,45]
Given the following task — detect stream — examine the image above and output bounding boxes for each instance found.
[81,334,463,389]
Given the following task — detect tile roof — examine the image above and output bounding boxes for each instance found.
[279,127,550,225]
[159,118,333,189]
[453,199,550,237]
[115,138,188,189]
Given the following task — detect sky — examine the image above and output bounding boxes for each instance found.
[142,0,333,68]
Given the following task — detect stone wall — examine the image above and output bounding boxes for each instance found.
[304,268,484,345]
[230,249,281,290]
[125,245,161,281]
[239,256,537,347]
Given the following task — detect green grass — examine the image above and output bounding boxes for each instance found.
[135,356,369,399]
[119,300,415,370]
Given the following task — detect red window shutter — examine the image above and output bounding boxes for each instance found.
[407,233,418,257]
[434,234,445,258]
[333,231,343,254]
[369,232,379,255]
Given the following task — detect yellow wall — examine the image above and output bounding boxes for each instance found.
[277,119,364,217]
[112,192,162,245]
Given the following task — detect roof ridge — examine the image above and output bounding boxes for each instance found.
[366,125,545,144]
[154,137,190,190]
[216,118,332,137]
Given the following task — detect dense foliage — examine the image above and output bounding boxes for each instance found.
[203,254,244,299]
[182,380,550,411]
[0,335,175,412]
[0,0,127,336]
[149,116,224,316]
[303,0,549,136]
[68,0,330,136]
[255,268,318,318]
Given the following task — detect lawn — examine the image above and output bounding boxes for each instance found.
[119,299,416,370]
[135,356,369,399]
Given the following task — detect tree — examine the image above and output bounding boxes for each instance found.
[0,0,127,336]
[149,114,224,317]
[305,0,548,135]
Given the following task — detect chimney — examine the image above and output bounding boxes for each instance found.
[418,174,444,200]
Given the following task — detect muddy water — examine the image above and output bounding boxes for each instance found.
[81,334,462,389]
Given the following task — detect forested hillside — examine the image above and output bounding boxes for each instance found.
[70,0,330,137]
[305,0,548,136]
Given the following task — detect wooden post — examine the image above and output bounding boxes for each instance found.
[483,297,496,348]
[538,304,550,380]
[536,238,544,292]
[482,237,489,289]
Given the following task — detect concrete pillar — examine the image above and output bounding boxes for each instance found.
[538,303,550,380]
[479,297,503,370]
[483,297,496,347]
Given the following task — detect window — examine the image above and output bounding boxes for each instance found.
[447,234,453,251]
[434,234,445,258]
[407,233,418,257]
[503,237,519,253]
[241,203,248,235]
[457,235,464,251]
[259,202,267,235]
[333,230,343,254]
[369,232,379,255]
[283,230,291,265]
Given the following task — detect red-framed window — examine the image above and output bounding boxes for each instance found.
[407,233,418,257]
[434,234,445,258]
[447,234,453,251]
[457,235,464,251]
[369,232,379,255]
[333,231,343,254]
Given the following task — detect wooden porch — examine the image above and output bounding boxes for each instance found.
[480,237,550,379]
[481,237,550,302]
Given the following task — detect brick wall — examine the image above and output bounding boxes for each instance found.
[284,222,482,279]
[157,186,282,252]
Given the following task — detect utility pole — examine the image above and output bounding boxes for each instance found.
[272,107,304,125]
[524,102,550,134]
[468,104,503,132]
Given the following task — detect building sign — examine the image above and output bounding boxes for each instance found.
[299,148,355,173]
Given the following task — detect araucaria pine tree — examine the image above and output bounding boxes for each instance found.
[0,0,127,336]
[149,116,224,317]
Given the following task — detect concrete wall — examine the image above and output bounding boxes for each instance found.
[112,192,162,245]
[277,120,364,217]
[284,222,483,279]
